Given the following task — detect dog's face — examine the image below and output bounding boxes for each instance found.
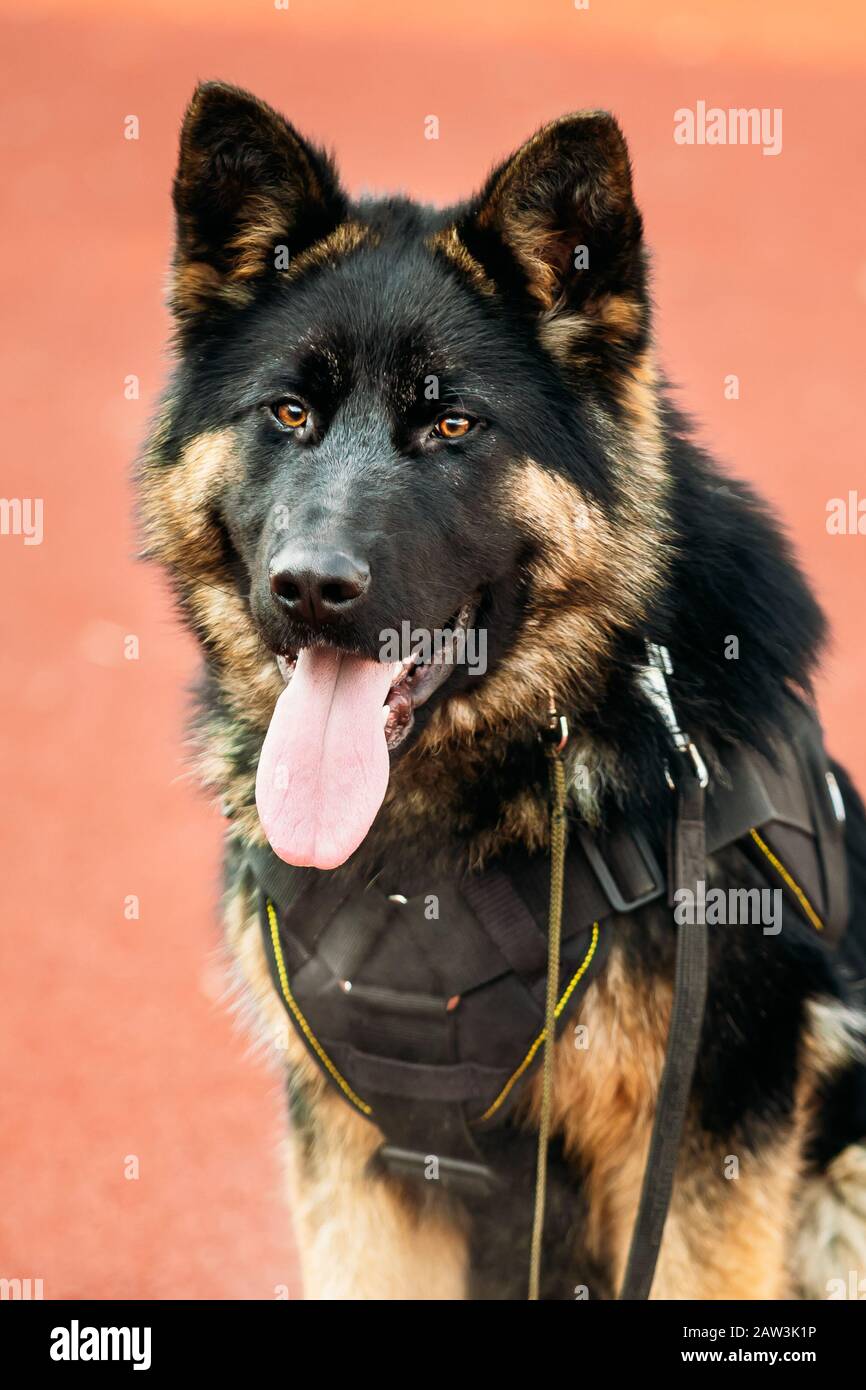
[190,228,559,709]
[141,83,671,866]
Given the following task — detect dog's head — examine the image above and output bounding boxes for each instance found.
[142,82,671,867]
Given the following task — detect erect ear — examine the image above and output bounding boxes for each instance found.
[456,113,645,325]
[170,82,347,325]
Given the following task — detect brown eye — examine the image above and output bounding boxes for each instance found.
[434,414,474,440]
[272,400,309,430]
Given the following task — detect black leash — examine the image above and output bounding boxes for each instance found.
[618,648,710,1299]
[618,768,709,1298]
[530,651,710,1301]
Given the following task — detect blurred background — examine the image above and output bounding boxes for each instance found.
[1,0,864,1299]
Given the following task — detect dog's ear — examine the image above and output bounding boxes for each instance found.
[457,113,645,323]
[170,82,347,326]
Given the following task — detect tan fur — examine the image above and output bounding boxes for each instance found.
[476,115,600,310]
[538,294,645,365]
[139,428,282,742]
[227,195,299,284]
[197,722,270,845]
[284,1112,467,1299]
[590,292,644,342]
[174,217,367,314]
[475,113,633,312]
[517,940,816,1299]
[521,945,669,1284]
[653,1145,798,1300]
[616,350,665,453]
[793,1144,866,1299]
[790,1004,866,1297]
[172,261,253,318]
[402,445,669,860]
[453,454,656,723]
[285,220,372,280]
[536,311,593,361]
[427,226,496,296]
[225,881,467,1299]
[140,427,240,575]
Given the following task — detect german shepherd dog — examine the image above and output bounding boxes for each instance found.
[140,82,866,1300]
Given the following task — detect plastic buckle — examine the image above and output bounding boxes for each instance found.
[578,826,666,914]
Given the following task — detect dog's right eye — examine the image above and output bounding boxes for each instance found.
[269,400,309,431]
[433,413,475,440]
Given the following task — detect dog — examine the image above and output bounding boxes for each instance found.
[139,81,866,1300]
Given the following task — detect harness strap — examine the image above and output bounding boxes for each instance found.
[374,1097,496,1196]
[618,766,709,1300]
[461,868,547,980]
[326,1045,508,1101]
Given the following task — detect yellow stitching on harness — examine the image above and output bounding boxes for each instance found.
[479,922,601,1124]
[265,899,373,1116]
[749,829,824,932]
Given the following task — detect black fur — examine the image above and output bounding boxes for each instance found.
[143,83,866,1299]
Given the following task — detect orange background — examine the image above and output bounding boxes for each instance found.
[1,0,864,1299]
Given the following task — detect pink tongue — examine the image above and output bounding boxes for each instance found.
[255,647,395,870]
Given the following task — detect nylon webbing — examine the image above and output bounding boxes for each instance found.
[618,772,709,1299]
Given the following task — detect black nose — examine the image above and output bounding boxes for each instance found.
[269,544,371,625]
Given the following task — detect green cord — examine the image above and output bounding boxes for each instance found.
[528,746,567,1301]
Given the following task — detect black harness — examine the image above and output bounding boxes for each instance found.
[243,693,848,1296]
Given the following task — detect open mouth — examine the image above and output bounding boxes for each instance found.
[275,600,476,753]
[256,601,478,871]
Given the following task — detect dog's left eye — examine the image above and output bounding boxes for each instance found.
[270,400,309,431]
[433,414,475,440]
